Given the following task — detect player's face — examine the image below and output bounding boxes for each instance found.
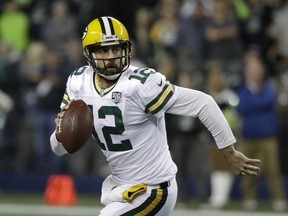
[92,45,122,75]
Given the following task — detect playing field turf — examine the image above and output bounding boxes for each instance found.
[0,192,287,216]
[0,203,287,216]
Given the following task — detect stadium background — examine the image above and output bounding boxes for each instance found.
[0,0,288,214]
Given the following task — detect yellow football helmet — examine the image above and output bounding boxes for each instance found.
[82,16,131,80]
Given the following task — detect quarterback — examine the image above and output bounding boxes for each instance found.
[50,16,260,215]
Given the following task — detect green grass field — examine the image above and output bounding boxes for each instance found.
[0,192,287,216]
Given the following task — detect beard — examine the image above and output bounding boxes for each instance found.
[105,63,120,74]
[96,59,122,78]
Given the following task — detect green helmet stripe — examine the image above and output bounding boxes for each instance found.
[107,17,115,35]
[98,17,106,35]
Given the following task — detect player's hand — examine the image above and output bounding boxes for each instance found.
[54,100,74,141]
[220,145,261,176]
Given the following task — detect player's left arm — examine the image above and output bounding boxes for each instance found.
[167,86,261,176]
[220,145,261,176]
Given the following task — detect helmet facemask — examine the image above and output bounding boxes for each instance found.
[84,41,131,80]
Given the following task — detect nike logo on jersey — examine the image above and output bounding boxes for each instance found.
[157,79,163,87]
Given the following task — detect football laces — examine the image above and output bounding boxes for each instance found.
[57,116,63,133]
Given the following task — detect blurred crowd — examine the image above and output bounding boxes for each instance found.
[0,0,288,210]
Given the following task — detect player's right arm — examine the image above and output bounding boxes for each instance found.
[50,66,88,156]
[50,103,71,156]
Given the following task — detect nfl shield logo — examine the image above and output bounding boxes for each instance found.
[112,92,122,103]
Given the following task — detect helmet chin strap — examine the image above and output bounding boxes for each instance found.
[89,50,129,81]
[94,56,124,81]
[97,72,122,80]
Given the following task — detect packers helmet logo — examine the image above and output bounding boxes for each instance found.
[82,27,87,40]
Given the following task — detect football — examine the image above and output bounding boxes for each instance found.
[58,100,93,154]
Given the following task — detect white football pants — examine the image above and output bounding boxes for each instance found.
[99,175,178,216]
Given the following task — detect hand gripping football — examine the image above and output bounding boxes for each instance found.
[58,100,93,153]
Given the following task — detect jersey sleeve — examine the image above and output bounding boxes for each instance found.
[61,66,89,108]
[50,131,68,156]
[136,68,176,118]
[167,86,236,149]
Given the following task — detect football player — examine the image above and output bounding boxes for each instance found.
[50,16,261,215]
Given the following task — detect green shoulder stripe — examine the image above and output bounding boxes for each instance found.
[61,91,70,105]
[145,84,174,114]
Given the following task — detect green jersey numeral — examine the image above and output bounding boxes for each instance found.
[71,66,88,76]
[88,105,132,151]
[128,68,156,84]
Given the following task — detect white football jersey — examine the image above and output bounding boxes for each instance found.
[61,65,178,185]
